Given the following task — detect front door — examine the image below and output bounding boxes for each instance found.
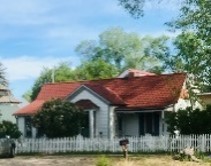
[81,112,89,137]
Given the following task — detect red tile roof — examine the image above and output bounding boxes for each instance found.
[14,73,186,115]
[83,84,125,105]
[14,100,45,116]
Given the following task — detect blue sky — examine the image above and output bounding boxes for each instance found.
[0,0,181,101]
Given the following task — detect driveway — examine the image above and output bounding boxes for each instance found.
[0,156,95,166]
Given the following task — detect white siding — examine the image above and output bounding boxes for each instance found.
[69,89,110,138]
[0,103,19,123]
[122,114,139,136]
[174,98,191,111]
[17,117,25,137]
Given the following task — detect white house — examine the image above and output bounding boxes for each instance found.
[14,69,188,138]
[198,93,211,106]
[0,85,20,123]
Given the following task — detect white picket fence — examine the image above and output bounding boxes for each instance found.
[14,134,211,154]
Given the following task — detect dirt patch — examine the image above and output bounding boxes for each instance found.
[0,156,95,166]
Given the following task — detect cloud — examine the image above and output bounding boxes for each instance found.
[0,56,76,81]
[0,0,62,26]
[46,26,100,42]
[0,0,123,26]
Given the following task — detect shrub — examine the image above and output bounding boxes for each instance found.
[0,120,22,138]
[32,99,86,138]
[166,106,211,134]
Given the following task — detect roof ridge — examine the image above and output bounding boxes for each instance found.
[104,86,124,102]
[43,72,186,86]
[81,84,125,105]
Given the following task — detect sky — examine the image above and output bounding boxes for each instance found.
[0,0,182,101]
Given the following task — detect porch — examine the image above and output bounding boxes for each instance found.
[81,109,167,138]
[115,110,167,137]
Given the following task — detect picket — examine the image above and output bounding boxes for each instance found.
[13,134,211,154]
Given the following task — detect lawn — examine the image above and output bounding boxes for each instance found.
[0,154,211,166]
[99,154,211,166]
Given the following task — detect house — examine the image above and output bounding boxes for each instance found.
[0,85,20,123]
[14,69,188,138]
[198,93,211,106]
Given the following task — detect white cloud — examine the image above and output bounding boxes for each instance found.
[0,56,75,81]
[0,0,121,26]
[46,26,100,42]
[0,0,59,26]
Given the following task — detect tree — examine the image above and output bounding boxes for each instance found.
[0,62,8,86]
[118,0,146,18]
[118,0,171,18]
[32,99,85,138]
[29,63,75,101]
[74,59,119,80]
[75,27,168,73]
[22,90,32,102]
[26,60,119,102]
[166,0,211,92]
[119,0,211,92]
[166,106,211,134]
[0,121,22,138]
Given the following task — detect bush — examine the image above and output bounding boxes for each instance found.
[0,120,22,138]
[166,106,211,134]
[32,99,86,138]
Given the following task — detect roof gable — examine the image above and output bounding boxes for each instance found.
[75,100,99,110]
[67,84,125,105]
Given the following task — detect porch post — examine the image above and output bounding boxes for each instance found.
[32,127,37,138]
[89,110,94,138]
[109,106,115,139]
[160,110,165,135]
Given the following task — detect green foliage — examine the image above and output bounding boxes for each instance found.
[32,99,86,138]
[74,59,119,80]
[22,90,32,102]
[0,62,8,86]
[167,0,211,91]
[118,0,151,18]
[0,121,22,138]
[76,27,167,73]
[118,0,144,18]
[27,61,119,101]
[29,63,75,101]
[96,156,111,166]
[166,107,211,134]
[119,0,211,92]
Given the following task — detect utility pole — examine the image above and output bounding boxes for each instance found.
[51,68,55,83]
